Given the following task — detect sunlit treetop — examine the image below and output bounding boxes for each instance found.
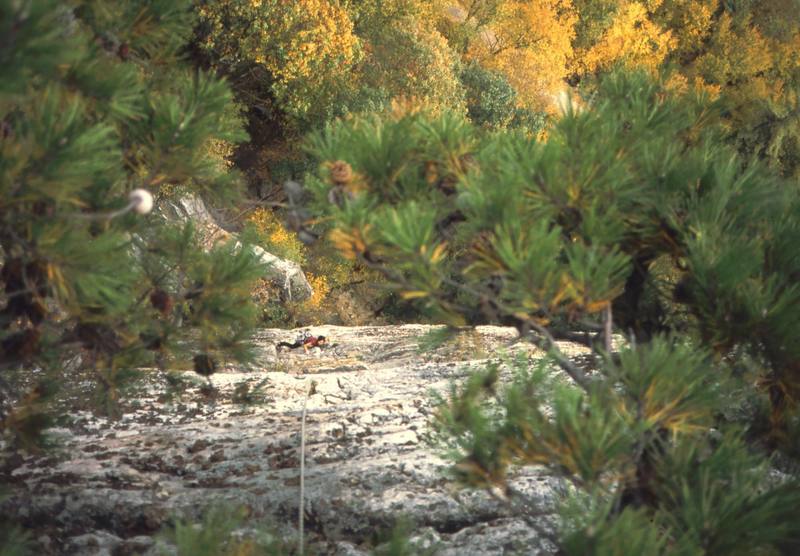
[575,1,674,75]
[451,0,577,113]
[196,0,361,124]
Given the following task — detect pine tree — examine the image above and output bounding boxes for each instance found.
[0,0,263,449]
[303,70,800,553]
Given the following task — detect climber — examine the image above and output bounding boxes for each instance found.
[276,332,327,353]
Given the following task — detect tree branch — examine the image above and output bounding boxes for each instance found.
[436,275,593,390]
[603,304,613,354]
[517,317,592,390]
[352,253,594,390]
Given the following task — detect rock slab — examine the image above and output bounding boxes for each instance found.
[2,325,591,555]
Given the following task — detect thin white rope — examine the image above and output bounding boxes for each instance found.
[299,382,311,555]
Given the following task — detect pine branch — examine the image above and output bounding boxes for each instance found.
[356,252,595,391]
[515,317,592,390]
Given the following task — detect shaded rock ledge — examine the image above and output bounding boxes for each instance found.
[157,195,313,301]
[2,325,595,555]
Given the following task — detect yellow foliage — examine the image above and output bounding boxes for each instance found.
[197,0,360,120]
[290,242,376,324]
[400,290,430,300]
[304,272,331,309]
[654,0,716,55]
[245,207,306,264]
[244,207,378,323]
[461,0,577,112]
[576,1,674,75]
[560,0,799,174]
[693,13,772,87]
[661,72,720,100]
[204,138,236,171]
[659,6,799,176]
[328,226,372,261]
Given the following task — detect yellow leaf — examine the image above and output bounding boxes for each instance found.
[550,281,571,308]
[585,299,610,313]
[400,290,429,300]
[566,184,581,202]
[430,242,448,263]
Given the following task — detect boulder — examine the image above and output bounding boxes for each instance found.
[157,195,312,301]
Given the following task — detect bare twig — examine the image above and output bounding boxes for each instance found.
[603,304,613,354]
[519,318,592,390]
[549,328,597,349]
[298,380,314,556]
[433,275,593,389]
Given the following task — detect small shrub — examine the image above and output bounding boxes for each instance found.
[159,505,288,556]
[460,62,518,130]
[244,208,307,265]
[231,379,270,406]
[371,517,439,556]
[416,326,457,353]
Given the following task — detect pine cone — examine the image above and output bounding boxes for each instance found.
[329,160,353,185]
[424,161,438,185]
[0,118,11,140]
[1,258,23,293]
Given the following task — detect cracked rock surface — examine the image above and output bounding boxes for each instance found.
[2,325,590,555]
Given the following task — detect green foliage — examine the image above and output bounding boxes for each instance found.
[241,208,307,265]
[570,0,621,51]
[560,505,667,556]
[415,326,459,353]
[304,108,476,325]
[307,68,799,383]
[432,342,800,554]
[356,16,465,116]
[460,62,518,130]
[195,0,361,129]
[0,0,260,447]
[0,525,32,556]
[307,68,800,553]
[654,433,800,555]
[0,525,34,556]
[0,488,32,556]
[138,223,263,362]
[195,0,465,134]
[569,0,800,179]
[231,378,270,405]
[160,505,287,556]
[459,60,548,134]
[371,516,439,556]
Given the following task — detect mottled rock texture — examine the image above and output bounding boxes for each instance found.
[2,325,592,555]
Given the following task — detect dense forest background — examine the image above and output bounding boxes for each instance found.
[190,0,800,325]
[2,0,800,554]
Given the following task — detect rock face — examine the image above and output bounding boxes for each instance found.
[158,195,313,301]
[1,325,593,555]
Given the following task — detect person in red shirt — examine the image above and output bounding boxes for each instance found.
[276,333,327,353]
